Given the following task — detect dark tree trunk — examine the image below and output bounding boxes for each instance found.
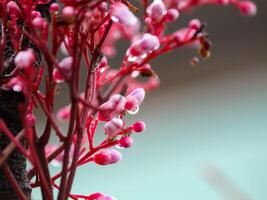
[0,90,31,200]
[0,1,53,199]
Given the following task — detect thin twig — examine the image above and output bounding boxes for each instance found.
[0,130,25,166]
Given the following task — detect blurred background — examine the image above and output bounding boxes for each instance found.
[33,0,267,199]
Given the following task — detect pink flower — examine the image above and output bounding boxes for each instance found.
[125,88,145,114]
[49,3,60,13]
[118,136,133,148]
[32,17,45,29]
[7,1,21,18]
[14,49,35,70]
[238,1,257,16]
[127,88,145,105]
[93,149,122,165]
[2,76,26,94]
[103,118,124,137]
[62,6,75,18]
[98,94,126,121]
[31,11,41,18]
[164,9,179,22]
[88,193,117,200]
[53,56,73,82]
[125,95,138,111]
[146,0,167,23]
[25,114,36,127]
[217,0,229,5]
[98,2,108,12]
[132,121,146,133]
[56,105,71,122]
[189,19,201,30]
[128,33,160,57]
[110,3,139,27]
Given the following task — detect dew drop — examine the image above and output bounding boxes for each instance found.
[127,105,139,115]
[127,56,138,62]
[111,16,119,23]
[100,67,106,73]
[51,160,61,167]
[13,84,22,92]
[141,53,147,59]
[115,144,124,149]
[131,70,139,78]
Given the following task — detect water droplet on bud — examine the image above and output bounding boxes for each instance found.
[141,53,147,59]
[127,105,139,115]
[115,144,125,149]
[127,56,138,62]
[13,84,22,92]
[111,16,119,23]
[131,70,140,78]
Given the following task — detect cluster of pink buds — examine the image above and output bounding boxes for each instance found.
[93,149,121,165]
[127,33,160,62]
[0,0,256,199]
[146,0,179,25]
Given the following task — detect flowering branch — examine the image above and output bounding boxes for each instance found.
[0,0,256,199]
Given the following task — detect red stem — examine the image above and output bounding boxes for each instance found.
[2,162,28,200]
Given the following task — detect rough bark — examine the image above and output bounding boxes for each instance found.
[0,1,53,199]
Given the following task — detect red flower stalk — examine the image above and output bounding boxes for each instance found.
[0,0,256,199]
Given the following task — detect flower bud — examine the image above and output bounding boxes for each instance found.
[3,77,24,93]
[25,114,36,127]
[32,17,45,29]
[50,3,60,13]
[189,19,201,30]
[94,149,122,165]
[109,94,126,112]
[56,105,71,122]
[7,1,21,18]
[146,0,167,23]
[103,118,123,137]
[127,88,145,105]
[132,121,146,133]
[164,9,179,22]
[62,6,75,18]
[238,1,257,16]
[98,2,108,12]
[139,33,160,52]
[53,69,64,83]
[88,193,117,200]
[125,96,138,111]
[88,193,105,200]
[217,0,229,5]
[98,94,126,121]
[118,136,133,148]
[31,11,41,19]
[129,34,159,57]
[59,56,73,69]
[62,6,75,23]
[53,56,73,82]
[14,49,35,70]
[111,3,139,27]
